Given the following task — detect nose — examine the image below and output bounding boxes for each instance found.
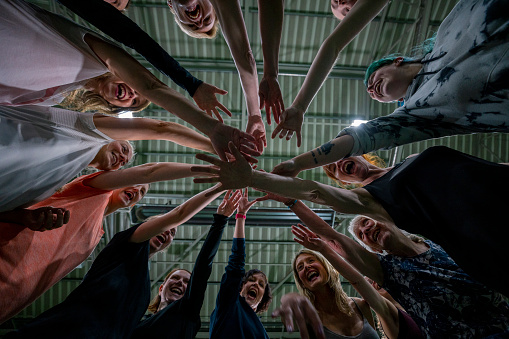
[367,85,374,93]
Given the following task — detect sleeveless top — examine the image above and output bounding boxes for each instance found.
[323,299,379,339]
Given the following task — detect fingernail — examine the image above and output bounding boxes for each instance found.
[287,326,293,333]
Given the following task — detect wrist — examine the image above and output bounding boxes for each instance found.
[235,213,246,219]
[291,102,307,115]
[284,199,298,208]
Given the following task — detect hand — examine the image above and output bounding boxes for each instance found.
[22,207,71,232]
[271,106,304,147]
[271,159,301,177]
[209,122,261,163]
[291,224,326,252]
[246,115,267,153]
[259,75,284,125]
[217,190,243,217]
[237,188,257,215]
[192,142,254,196]
[192,82,232,123]
[272,293,325,339]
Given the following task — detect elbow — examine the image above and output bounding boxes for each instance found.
[237,49,257,76]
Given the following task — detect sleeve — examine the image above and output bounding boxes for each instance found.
[337,108,472,156]
[215,237,246,309]
[56,0,203,96]
[180,214,228,315]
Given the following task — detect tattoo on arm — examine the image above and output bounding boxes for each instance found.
[319,141,335,155]
[311,151,318,164]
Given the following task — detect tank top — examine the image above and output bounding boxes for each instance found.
[323,299,379,339]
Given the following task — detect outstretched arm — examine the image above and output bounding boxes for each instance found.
[93,114,215,154]
[258,0,285,125]
[293,224,398,338]
[272,0,389,143]
[129,184,226,243]
[211,0,266,152]
[83,34,259,162]
[58,0,233,117]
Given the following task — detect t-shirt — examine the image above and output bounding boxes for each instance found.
[0,0,109,106]
[0,105,114,212]
[0,172,111,323]
[5,224,150,338]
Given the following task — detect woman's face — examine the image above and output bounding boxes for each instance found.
[352,217,390,252]
[103,0,130,11]
[160,269,191,303]
[295,253,328,292]
[325,156,370,184]
[96,75,148,109]
[331,0,357,20]
[95,141,133,171]
[169,0,216,34]
[149,228,177,255]
[109,184,149,211]
[366,58,411,102]
[240,272,267,311]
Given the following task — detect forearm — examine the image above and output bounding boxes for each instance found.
[258,0,283,78]
[289,200,342,241]
[234,218,246,238]
[94,115,215,154]
[293,135,354,172]
[58,0,202,95]
[0,209,26,225]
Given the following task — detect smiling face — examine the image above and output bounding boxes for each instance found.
[96,75,148,109]
[149,228,177,256]
[94,141,133,171]
[351,216,390,252]
[366,58,413,102]
[240,272,267,311]
[159,269,191,304]
[168,0,216,36]
[331,0,357,20]
[325,156,370,184]
[294,253,329,292]
[103,0,130,11]
[108,184,149,212]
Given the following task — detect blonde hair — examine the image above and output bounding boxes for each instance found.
[167,0,219,39]
[292,249,354,317]
[147,268,191,313]
[60,73,150,115]
[323,153,386,189]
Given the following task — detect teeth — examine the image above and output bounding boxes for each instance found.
[170,288,183,295]
[117,84,124,99]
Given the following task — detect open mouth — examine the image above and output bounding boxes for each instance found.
[124,190,134,202]
[342,161,354,175]
[375,80,383,97]
[170,287,183,296]
[116,83,127,100]
[247,289,258,300]
[373,228,380,242]
[156,234,166,245]
[306,271,319,282]
[186,4,200,20]
[111,152,118,167]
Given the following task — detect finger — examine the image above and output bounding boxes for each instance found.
[190,165,220,175]
[273,103,281,125]
[238,130,256,142]
[259,92,265,110]
[228,141,244,160]
[43,210,54,230]
[215,87,228,95]
[271,124,283,139]
[254,194,270,202]
[239,150,259,164]
[279,128,289,139]
[193,177,220,184]
[265,103,272,126]
[292,307,310,339]
[262,134,267,148]
[273,307,295,333]
[205,184,224,197]
[63,210,71,224]
[195,153,223,166]
[212,108,223,123]
[53,209,65,229]
[296,131,302,148]
[217,103,232,117]
[286,131,294,141]
[305,304,325,339]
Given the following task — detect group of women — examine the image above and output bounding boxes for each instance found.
[1,0,509,337]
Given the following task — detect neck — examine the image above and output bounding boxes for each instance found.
[157,300,170,313]
[312,286,338,315]
[388,238,429,257]
[405,62,424,79]
[363,166,392,185]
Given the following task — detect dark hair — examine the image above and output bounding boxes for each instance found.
[241,269,272,314]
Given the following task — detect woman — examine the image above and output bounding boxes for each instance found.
[272,0,509,175]
[209,189,273,339]
[131,190,241,338]
[58,0,231,120]
[263,193,509,338]
[168,0,281,152]
[322,153,386,188]
[0,0,258,161]
[292,248,378,338]
[0,104,215,213]
[5,187,237,338]
[192,143,509,297]
[0,160,213,323]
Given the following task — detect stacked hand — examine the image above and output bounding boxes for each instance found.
[193,82,232,123]
[259,75,285,125]
[246,115,267,153]
[271,106,304,147]
[271,158,301,177]
[210,123,261,163]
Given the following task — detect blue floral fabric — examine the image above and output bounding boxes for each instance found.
[378,240,509,338]
[339,0,509,156]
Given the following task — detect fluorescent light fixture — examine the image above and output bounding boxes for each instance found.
[351,119,368,126]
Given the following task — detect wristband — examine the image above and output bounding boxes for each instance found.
[236,213,246,220]
[286,200,298,208]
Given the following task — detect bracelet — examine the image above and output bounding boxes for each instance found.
[236,213,246,220]
[285,200,298,208]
